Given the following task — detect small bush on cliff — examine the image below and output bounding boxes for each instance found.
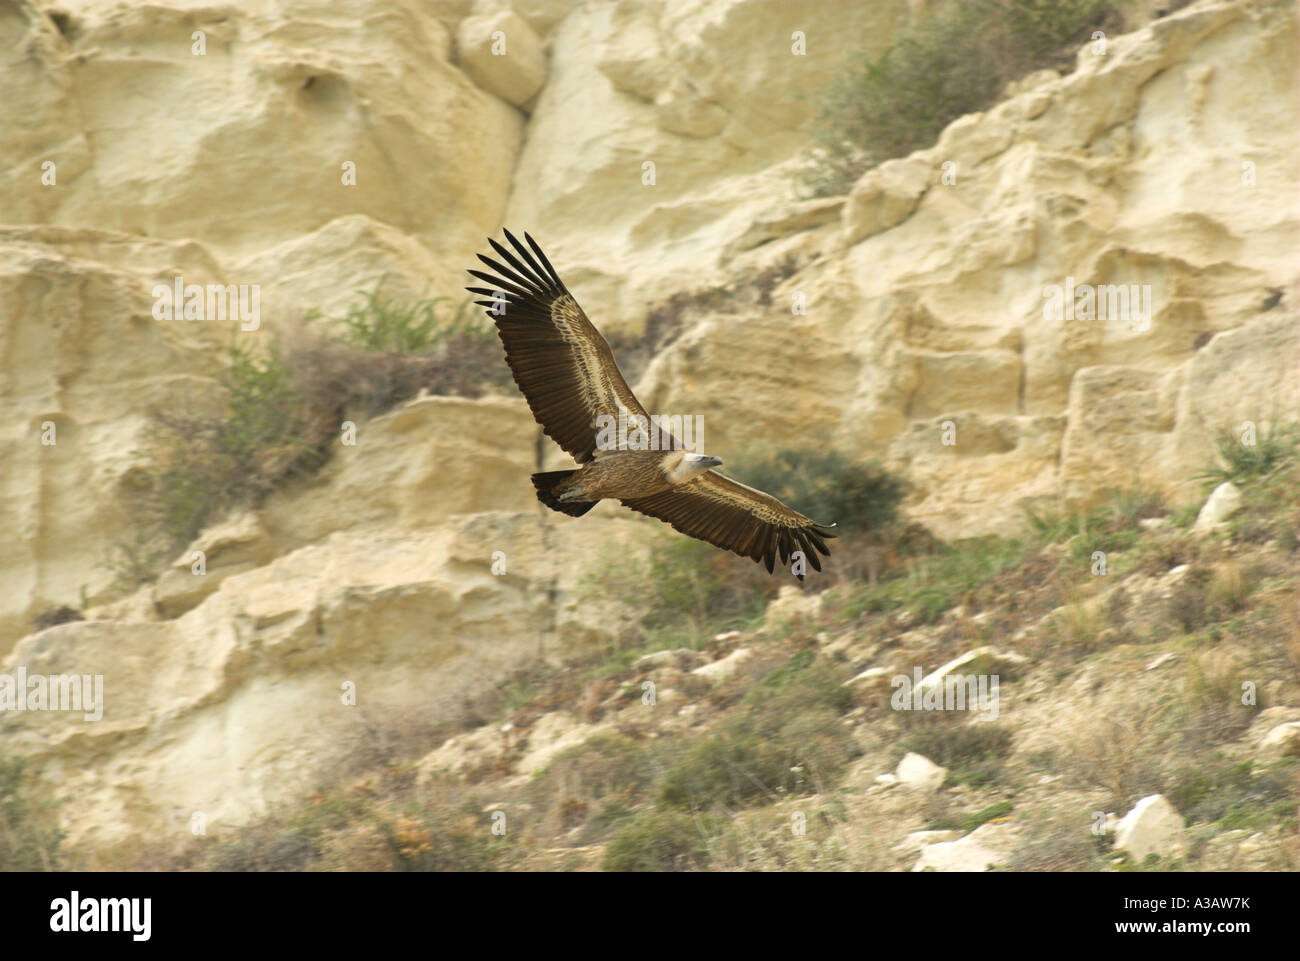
[1196,421,1300,488]
[0,756,67,871]
[799,0,1118,195]
[727,448,907,535]
[113,283,510,585]
[329,280,484,354]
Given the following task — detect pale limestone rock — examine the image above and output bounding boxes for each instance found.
[154,513,273,619]
[691,647,752,683]
[654,79,729,138]
[843,156,932,244]
[1193,482,1243,534]
[722,198,844,262]
[506,0,920,333]
[1247,706,1300,748]
[895,752,947,794]
[457,11,548,109]
[4,0,1300,860]
[1,2,521,264]
[632,649,699,672]
[231,215,447,325]
[1,227,227,651]
[515,712,612,775]
[0,511,640,851]
[893,829,960,857]
[1257,722,1300,762]
[1145,651,1177,671]
[763,585,822,630]
[418,725,509,781]
[844,666,894,694]
[912,822,1017,872]
[1114,795,1187,862]
[916,646,1029,698]
[259,395,540,550]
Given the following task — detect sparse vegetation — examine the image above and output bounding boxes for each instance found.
[657,653,855,811]
[578,534,771,661]
[606,256,802,383]
[122,336,325,571]
[327,280,490,355]
[1196,421,1300,488]
[839,533,1027,625]
[728,448,908,536]
[1168,756,1299,832]
[799,0,1119,195]
[109,283,510,586]
[80,384,1300,870]
[602,809,721,872]
[899,714,1015,788]
[0,756,67,871]
[201,780,519,872]
[927,800,1015,833]
[31,605,83,632]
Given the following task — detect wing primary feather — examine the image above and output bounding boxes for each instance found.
[524,232,567,290]
[466,268,533,299]
[807,530,831,556]
[488,237,546,291]
[503,229,556,293]
[474,255,540,295]
[797,531,822,572]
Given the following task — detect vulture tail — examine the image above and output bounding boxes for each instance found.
[531,470,597,517]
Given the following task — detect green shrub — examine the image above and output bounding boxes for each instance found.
[898,713,1015,787]
[113,284,513,586]
[727,448,908,534]
[109,336,326,583]
[928,800,1015,833]
[1168,755,1298,829]
[602,809,720,872]
[1026,487,1163,567]
[578,533,770,660]
[0,756,67,871]
[326,280,492,356]
[840,534,1027,625]
[540,735,658,813]
[204,788,520,872]
[800,0,1117,195]
[1196,421,1300,488]
[657,654,854,810]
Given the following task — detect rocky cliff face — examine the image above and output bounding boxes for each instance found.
[1,0,1296,855]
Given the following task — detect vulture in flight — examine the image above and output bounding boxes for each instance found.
[466,230,836,578]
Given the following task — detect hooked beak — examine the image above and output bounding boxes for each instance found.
[702,456,723,468]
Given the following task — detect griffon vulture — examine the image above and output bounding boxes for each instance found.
[467,230,836,578]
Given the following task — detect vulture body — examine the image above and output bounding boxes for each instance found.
[467,230,836,578]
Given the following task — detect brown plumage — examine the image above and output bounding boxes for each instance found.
[467,230,836,579]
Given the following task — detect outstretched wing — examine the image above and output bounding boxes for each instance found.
[467,230,651,464]
[620,471,837,580]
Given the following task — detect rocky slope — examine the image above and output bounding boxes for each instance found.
[1,0,1297,861]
